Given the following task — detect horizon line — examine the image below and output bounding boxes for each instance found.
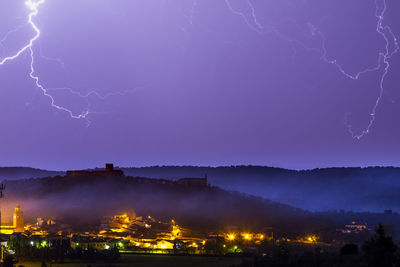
[0,164,399,172]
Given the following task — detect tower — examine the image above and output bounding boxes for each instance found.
[105,163,114,172]
[0,183,4,231]
[13,205,24,233]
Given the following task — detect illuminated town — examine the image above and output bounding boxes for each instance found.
[0,204,327,256]
[0,163,394,267]
[0,164,393,267]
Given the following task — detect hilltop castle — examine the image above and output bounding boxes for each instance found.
[67,164,209,187]
[66,163,124,177]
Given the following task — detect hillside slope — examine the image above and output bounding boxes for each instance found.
[2,175,331,234]
[3,165,400,212]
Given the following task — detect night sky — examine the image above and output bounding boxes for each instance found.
[0,0,399,170]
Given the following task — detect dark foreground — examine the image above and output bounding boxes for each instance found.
[17,254,248,267]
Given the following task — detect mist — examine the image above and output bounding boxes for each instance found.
[1,174,333,236]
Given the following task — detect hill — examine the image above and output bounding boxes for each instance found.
[120,166,400,212]
[2,165,400,212]
[0,167,64,181]
[2,174,331,235]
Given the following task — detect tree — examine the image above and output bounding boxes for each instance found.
[3,255,17,267]
[362,224,397,267]
[341,243,359,255]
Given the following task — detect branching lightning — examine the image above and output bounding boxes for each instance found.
[224,0,399,139]
[316,0,399,139]
[1,0,145,124]
[0,0,43,66]
[1,0,398,137]
[0,0,91,119]
[225,0,275,34]
[0,24,27,56]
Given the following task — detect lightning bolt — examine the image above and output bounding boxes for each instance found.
[1,0,145,123]
[2,0,398,137]
[224,0,399,139]
[0,0,43,66]
[316,0,399,139]
[0,24,26,56]
[0,0,90,119]
[225,0,275,34]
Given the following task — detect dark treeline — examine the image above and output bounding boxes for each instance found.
[0,167,64,181]
[5,236,120,266]
[121,166,400,212]
[234,225,399,267]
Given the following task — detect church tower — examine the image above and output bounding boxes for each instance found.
[13,205,24,233]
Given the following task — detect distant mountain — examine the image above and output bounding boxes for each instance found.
[0,167,64,181]
[3,165,400,212]
[119,166,400,212]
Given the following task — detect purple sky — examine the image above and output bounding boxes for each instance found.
[0,0,400,170]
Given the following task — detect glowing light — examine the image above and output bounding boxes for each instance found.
[228,234,235,240]
[242,233,252,240]
[172,225,181,237]
[105,245,110,249]
[305,235,318,243]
